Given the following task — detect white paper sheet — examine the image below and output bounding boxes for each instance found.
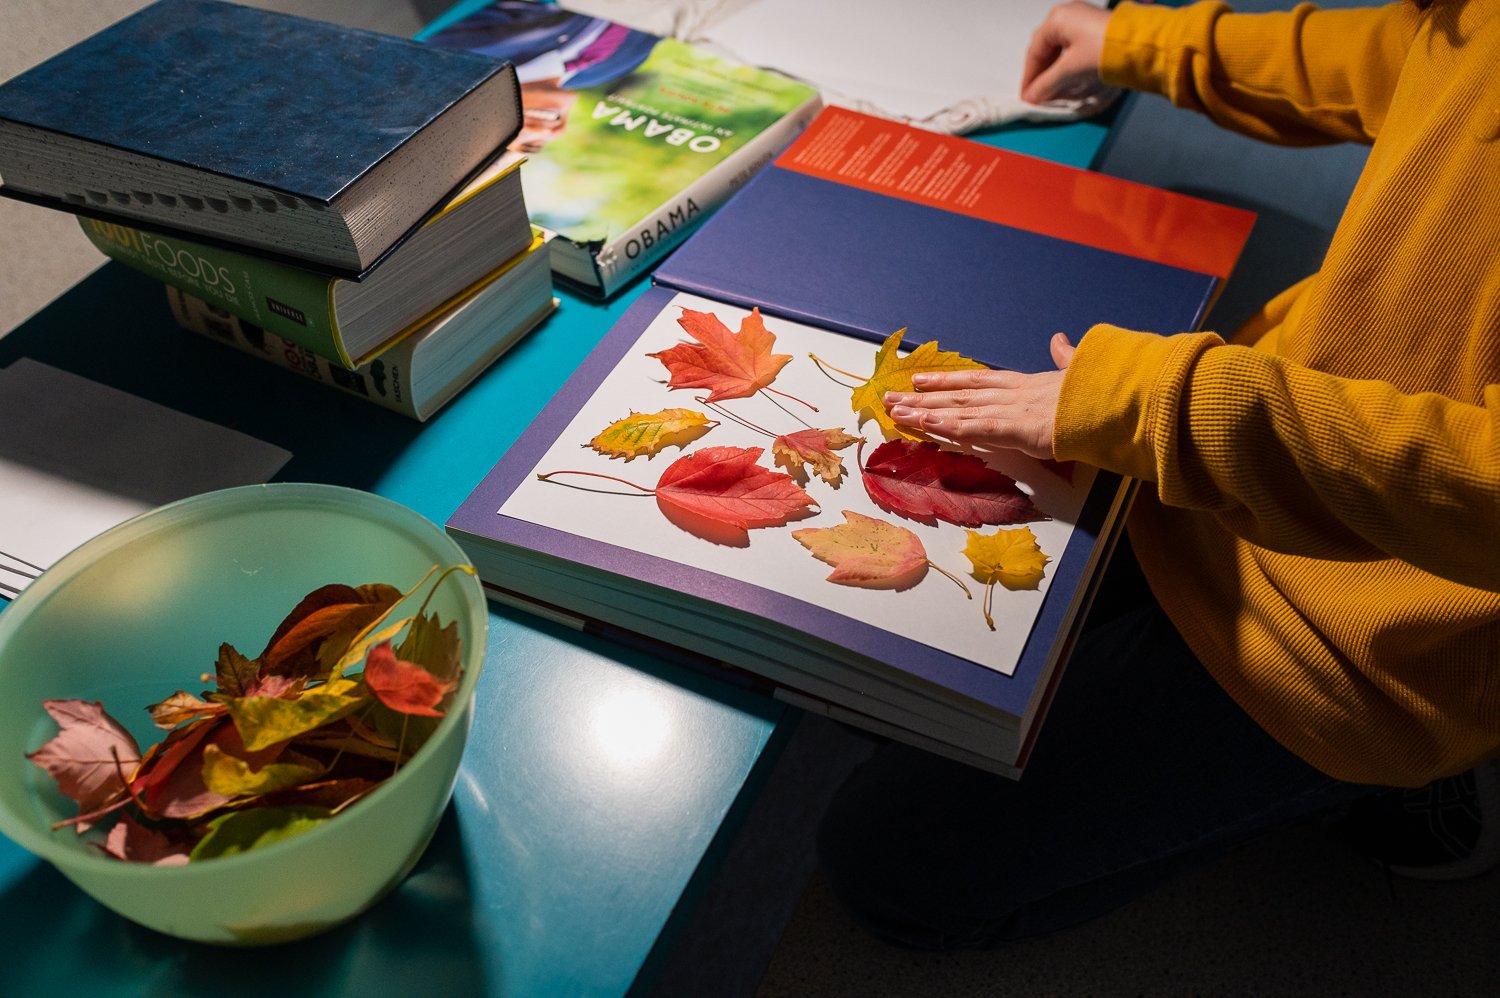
[566,0,1086,132]
[497,293,1095,677]
[0,360,291,597]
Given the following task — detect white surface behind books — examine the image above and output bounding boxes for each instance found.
[0,360,291,594]
[566,0,1082,132]
[495,291,1095,678]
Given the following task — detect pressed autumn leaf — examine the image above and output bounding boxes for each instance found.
[860,440,1049,528]
[792,510,969,598]
[539,445,816,545]
[149,690,227,730]
[100,812,194,866]
[29,566,467,863]
[648,307,792,403]
[590,408,716,461]
[964,526,1050,590]
[963,526,1052,630]
[848,329,988,441]
[134,716,239,820]
[200,743,324,798]
[773,428,861,486]
[364,640,458,718]
[329,565,474,681]
[212,642,261,698]
[654,446,816,531]
[190,805,332,862]
[223,677,369,752]
[26,699,141,830]
[259,583,404,681]
[369,612,465,747]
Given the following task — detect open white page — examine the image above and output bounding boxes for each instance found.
[496,292,1094,678]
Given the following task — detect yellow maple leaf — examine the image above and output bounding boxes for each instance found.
[848,329,988,441]
[589,408,716,461]
[962,526,1050,630]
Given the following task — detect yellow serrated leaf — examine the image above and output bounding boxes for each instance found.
[962,526,1050,632]
[963,526,1050,590]
[849,329,988,441]
[589,408,717,461]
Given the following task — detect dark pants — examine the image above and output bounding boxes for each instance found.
[816,547,1373,948]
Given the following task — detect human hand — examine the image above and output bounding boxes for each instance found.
[882,333,1075,460]
[1020,1,1117,111]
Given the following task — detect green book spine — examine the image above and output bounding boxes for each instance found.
[78,217,353,367]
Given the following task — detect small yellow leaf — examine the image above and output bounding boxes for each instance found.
[963,526,1050,591]
[590,408,716,461]
[849,330,988,441]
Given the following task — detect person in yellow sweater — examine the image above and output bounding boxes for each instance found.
[817,0,1500,948]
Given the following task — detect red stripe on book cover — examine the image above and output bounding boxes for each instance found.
[776,107,1253,280]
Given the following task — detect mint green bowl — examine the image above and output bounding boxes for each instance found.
[0,483,486,945]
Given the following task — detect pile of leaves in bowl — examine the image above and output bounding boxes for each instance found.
[25,565,473,865]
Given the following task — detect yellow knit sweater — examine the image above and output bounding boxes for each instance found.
[1054,0,1500,786]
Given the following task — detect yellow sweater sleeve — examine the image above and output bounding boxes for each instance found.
[1056,326,1500,593]
[1102,1,1422,145]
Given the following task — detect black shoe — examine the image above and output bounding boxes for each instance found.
[1338,757,1500,881]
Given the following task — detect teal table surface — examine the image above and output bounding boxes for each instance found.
[0,114,1107,996]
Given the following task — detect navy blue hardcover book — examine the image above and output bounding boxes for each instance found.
[0,0,521,277]
[447,107,1255,774]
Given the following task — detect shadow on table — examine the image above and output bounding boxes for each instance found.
[0,262,427,494]
[0,805,495,995]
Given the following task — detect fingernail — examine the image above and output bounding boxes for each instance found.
[910,373,931,387]
[890,405,913,419]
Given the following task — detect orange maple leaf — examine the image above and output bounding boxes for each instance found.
[648,307,792,403]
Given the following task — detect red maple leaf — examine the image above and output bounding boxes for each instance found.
[654,446,815,531]
[647,307,792,402]
[364,640,457,718]
[860,440,1050,527]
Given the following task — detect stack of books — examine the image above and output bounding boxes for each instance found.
[0,0,555,420]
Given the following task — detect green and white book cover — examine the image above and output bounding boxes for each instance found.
[423,2,820,294]
[79,216,353,365]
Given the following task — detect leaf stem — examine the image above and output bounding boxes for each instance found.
[926,561,973,599]
[761,390,816,431]
[416,563,478,621]
[808,353,868,387]
[982,580,997,631]
[536,469,656,494]
[697,397,776,439]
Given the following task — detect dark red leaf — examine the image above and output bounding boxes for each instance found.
[860,440,1049,527]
